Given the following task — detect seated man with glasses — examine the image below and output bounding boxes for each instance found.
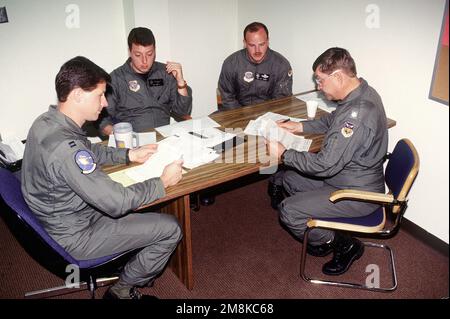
[266,47,388,276]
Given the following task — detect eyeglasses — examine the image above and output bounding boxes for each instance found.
[314,69,341,85]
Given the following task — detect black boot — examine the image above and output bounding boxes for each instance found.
[322,233,364,276]
[267,182,285,210]
[199,192,215,206]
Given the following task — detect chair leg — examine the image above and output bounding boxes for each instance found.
[24,276,119,299]
[300,228,398,292]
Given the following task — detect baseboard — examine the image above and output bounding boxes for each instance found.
[402,217,449,257]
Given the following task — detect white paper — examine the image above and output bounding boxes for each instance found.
[297,91,337,113]
[135,132,156,146]
[244,112,306,137]
[124,141,182,182]
[245,117,312,152]
[189,127,236,149]
[87,136,102,144]
[155,116,221,137]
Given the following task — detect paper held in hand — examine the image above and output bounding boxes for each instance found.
[244,113,312,152]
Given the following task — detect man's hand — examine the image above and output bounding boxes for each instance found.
[160,159,184,188]
[128,144,158,163]
[166,61,185,84]
[265,139,286,161]
[276,119,303,134]
[102,124,114,136]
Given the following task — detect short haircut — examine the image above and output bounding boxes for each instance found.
[55,56,111,103]
[243,22,269,40]
[127,27,156,50]
[312,47,357,77]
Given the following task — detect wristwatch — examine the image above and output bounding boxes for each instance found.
[177,80,187,89]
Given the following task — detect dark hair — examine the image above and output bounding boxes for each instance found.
[127,27,156,50]
[55,56,111,103]
[243,22,269,40]
[312,47,357,77]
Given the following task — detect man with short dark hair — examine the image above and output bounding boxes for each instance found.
[22,56,184,299]
[100,27,192,135]
[218,21,293,110]
[267,47,388,276]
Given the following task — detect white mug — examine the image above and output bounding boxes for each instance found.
[306,100,319,120]
[113,122,133,148]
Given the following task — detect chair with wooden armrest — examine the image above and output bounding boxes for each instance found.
[300,138,420,292]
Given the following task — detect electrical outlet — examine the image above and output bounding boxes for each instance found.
[0,7,9,24]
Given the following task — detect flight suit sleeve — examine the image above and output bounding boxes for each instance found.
[54,141,165,218]
[218,60,242,110]
[168,76,193,117]
[271,61,293,100]
[89,142,128,166]
[282,110,367,177]
[302,112,334,134]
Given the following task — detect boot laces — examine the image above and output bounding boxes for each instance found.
[129,287,143,299]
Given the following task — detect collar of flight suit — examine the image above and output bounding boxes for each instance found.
[47,105,87,138]
[336,78,368,106]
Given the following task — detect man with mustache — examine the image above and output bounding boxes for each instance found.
[218,21,293,110]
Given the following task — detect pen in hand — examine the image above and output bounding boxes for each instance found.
[280,118,290,123]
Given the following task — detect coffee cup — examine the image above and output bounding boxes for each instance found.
[306,100,319,120]
[113,122,133,148]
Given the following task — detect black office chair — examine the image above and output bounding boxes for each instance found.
[300,138,420,292]
[0,167,139,299]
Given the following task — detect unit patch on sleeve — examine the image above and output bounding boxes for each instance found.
[341,121,354,138]
[74,150,97,174]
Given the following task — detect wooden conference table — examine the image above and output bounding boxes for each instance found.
[103,93,396,290]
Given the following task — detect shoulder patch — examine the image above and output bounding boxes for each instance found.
[341,121,354,138]
[74,150,97,174]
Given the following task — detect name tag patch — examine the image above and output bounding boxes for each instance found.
[255,73,270,81]
[148,79,164,87]
[75,150,97,174]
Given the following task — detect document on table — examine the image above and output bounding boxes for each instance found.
[187,127,236,149]
[155,116,221,138]
[244,112,306,136]
[244,115,312,152]
[297,91,337,113]
[108,134,221,187]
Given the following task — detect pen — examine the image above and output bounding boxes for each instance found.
[281,118,290,123]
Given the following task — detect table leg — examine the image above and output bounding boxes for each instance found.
[160,194,193,290]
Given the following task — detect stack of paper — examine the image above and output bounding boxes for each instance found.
[155,116,221,137]
[244,113,312,152]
